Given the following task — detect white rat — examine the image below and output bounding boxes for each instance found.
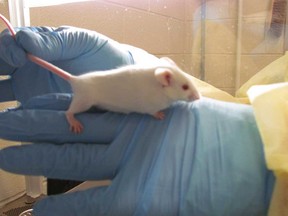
[64,57,200,133]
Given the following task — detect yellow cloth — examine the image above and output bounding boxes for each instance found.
[189,75,243,103]
[236,51,288,98]
[248,83,288,216]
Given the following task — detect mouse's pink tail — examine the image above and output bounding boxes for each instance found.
[0,13,71,81]
[0,13,16,38]
[27,54,72,81]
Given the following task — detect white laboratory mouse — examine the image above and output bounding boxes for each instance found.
[63,57,201,133]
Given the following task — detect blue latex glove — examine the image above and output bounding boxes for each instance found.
[0,27,275,215]
[0,97,274,216]
[0,26,134,103]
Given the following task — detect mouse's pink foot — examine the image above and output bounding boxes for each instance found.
[70,121,84,134]
[153,111,165,120]
[66,113,83,133]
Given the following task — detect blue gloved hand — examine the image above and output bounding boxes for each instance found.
[0,97,274,216]
[0,26,274,216]
[0,26,134,103]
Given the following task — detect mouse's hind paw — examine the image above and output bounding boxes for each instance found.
[66,113,84,133]
[70,122,84,134]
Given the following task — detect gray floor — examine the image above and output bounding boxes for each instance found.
[0,180,111,216]
[0,195,43,216]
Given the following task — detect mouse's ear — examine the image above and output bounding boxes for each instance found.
[154,68,173,87]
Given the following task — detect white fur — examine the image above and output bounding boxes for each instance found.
[66,58,200,132]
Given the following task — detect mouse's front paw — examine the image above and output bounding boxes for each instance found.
[153,111,165,120]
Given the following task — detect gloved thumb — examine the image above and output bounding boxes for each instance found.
[16,29,63,61]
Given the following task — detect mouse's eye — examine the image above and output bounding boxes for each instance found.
[182,84,189,91]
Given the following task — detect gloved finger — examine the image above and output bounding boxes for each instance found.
[0,108,126,143]
[0,26,66,67]
[0,29,27,67]
[14,26,133,77]
[33,187,110,216]
[16,26,111,62]
[0,113,146,180]
[22,93,73,111]
[0,78,15,102]
[0,143,118,180]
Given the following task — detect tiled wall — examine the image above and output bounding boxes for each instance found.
[239,0,284,88]
[0,0,9,31]
[29,0,187,70]
[186,0,285,94]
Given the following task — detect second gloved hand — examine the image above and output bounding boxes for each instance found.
[0,26,133,103]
